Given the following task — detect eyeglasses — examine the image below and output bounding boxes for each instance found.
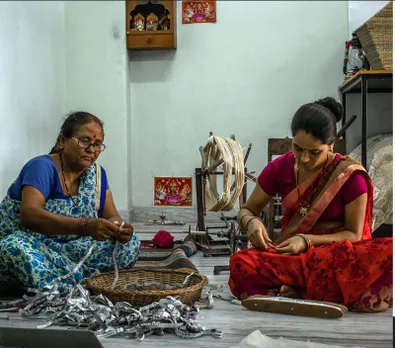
[72,137,106,152]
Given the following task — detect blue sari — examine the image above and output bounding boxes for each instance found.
[0,161,140,292]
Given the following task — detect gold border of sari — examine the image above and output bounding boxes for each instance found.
[276,159,368,244]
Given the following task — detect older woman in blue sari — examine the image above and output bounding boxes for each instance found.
[0,112,140,292]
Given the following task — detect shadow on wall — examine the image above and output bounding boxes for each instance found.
[128,50,176,83]
[0,159,17,199]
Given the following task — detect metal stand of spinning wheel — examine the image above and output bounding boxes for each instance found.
[186,218,250,259]
[213,223,249,275]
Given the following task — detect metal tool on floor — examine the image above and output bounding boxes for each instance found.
[144,211,185,226]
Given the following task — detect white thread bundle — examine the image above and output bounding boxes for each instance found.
[55,221,124,290]
[111,220,124,290]
[57,242,97,282]
[204,136,245,212]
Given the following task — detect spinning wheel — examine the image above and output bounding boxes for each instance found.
[193,132,255,267]
[196,132,256,232]
[200,134,245,212]
[228,225,248,254]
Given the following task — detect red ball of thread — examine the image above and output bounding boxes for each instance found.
[152,230,175,248]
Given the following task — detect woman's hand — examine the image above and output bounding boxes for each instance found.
[275,235,307,255]
[247,218,272,250]
[114,221,134,244]
[86,218,118,241]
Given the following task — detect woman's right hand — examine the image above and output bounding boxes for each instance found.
[86,218,119,241]
[247,218,272,250]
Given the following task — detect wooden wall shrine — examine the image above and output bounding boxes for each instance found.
[126,0,177,50]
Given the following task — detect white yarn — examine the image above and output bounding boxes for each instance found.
[204,136,245,212]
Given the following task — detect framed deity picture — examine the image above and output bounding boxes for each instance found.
[154,177,193,206]
[182,1,216,24]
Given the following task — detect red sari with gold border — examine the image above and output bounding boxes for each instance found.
[229,155,393,312]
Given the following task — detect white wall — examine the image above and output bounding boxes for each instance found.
[129,1,349,210]
[64,1,130,218]
[0,1,66,198]
[3,1,387,219]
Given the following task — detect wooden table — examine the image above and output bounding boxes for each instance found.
[338,70,392,168]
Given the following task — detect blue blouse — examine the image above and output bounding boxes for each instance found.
[8,155,109,217]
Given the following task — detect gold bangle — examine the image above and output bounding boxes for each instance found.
[244,216,256,229]
[246,216,264,230]
[237,213,247,225]
[296,233,312,250]
[306,235,312,249]
[239,213,251,228]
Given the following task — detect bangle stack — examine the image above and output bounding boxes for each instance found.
[79,218,90,236]
[239,214,263,230]
[296,233,312,251]
[237,213,248,226]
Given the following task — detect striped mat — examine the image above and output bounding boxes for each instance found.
[135,241,198,272]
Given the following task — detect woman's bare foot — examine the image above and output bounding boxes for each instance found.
[279,285,301,298]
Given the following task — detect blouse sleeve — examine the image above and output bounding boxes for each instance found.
[13,156,56,201]
[101,165,109,192]
[98,165,109,217]
[257,159,280,197]
[341,171,368,205]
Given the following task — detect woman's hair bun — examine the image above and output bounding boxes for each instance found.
[314,97,343,123]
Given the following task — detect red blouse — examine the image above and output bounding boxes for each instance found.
[257,152,368,222]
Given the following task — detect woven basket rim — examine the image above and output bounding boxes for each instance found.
[86,268,208,297]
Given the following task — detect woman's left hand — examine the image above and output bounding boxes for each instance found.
[275,236,307,255]
[113,221,134,244]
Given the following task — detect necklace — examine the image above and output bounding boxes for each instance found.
[295,154,329,217]
[59,154,79,208]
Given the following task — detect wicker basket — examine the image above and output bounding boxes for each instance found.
[86,269,208,307]
[354,2,393,70]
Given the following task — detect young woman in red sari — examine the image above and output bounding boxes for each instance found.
[230,97,392,312]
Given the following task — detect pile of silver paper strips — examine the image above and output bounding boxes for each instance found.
[0,282,223,341]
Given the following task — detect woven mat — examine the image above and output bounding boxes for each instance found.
[135,241,199,272]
